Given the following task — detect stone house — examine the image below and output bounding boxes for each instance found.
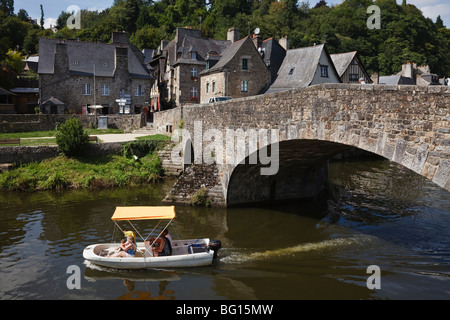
[200,35,270,103]
[38,32,152,115]
[0,87,15,114]
[374,62,440,86]
[266,43,341,93]
[330,51,372,84]
[149,27,230,108]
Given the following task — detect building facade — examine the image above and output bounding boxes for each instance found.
[330,51,372,84]
[38,32,152,115]
[149,27,230,108]
[200,36,270,103]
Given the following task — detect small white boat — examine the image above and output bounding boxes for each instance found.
[83,206,221,270]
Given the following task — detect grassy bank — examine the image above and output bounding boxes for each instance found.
[0,135,172,191]
[0,128,123,139]
[0,153,164,191]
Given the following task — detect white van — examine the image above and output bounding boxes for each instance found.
[206,97,232,103]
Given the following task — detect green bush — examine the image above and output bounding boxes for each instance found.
[122,139,168,158]
[190,188,211,207]
[56,118,89,157]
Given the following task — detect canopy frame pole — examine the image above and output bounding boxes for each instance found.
[127,220,145,243]
[145,220,162,241]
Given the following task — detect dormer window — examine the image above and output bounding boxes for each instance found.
[320,65,328,77]
[191,51,197,60]
[73,60,79,65]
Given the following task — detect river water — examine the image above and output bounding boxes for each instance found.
[0,157,449,300]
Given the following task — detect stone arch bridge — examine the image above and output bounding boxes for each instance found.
[157,83,450,207]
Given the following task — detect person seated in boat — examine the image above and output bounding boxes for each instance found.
[151,229,172,257]
[110,235,136,257]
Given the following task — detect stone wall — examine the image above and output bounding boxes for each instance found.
[0,142,124,164]
[171,83,450,206]
[153,107,182,134]
[0,114,144,133]
[162,164,225,207]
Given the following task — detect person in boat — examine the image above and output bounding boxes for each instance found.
[152,229,172,257]
[110,235,136,257]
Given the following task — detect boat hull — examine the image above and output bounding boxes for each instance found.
[83,239,215,269]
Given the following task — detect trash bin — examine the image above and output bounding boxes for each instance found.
[98,116,108,129]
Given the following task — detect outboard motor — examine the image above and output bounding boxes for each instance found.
[208,239,222,259]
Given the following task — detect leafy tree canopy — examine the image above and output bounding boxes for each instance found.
[1,0,450,80]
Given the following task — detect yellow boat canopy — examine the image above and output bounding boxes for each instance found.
[111,206,176,221]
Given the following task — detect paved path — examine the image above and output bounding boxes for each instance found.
[96,133,151,143]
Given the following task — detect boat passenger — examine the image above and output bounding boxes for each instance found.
[110,236,136,257]
[152,230,172,257]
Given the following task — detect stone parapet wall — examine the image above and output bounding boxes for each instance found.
[0,114,144,133]
[153,107,182,135]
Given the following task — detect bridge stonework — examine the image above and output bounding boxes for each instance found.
[159,83,450,207]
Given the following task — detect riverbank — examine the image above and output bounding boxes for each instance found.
[0,134,172,191]
[0,153,164,191]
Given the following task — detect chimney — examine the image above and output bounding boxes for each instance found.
[54,40,69,75]
[112,31,130,45]
[252,34,262,50]
[402,62,413,79]
[227,28,240,43]
[114,46,128,76]
[371,72,379,84]
[279,36,289,51]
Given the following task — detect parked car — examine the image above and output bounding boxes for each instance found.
[206,97,232,103]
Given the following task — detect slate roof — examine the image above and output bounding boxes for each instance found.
[200,37,249,75]
[172,35,230,67]
[42,97,65,105]
[266,43,338,93]
[38,38,151,79]
[260,38,286,84]
[330,51,357,77]
[379,75,415,85]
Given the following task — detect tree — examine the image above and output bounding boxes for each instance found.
[17,9,28,21]
[40,4,44,29]
[56,118,89,158]
[0,0,14,16]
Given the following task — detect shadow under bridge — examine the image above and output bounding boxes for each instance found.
[226,139,352,207]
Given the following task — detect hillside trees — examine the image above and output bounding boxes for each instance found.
[1,0,450,85]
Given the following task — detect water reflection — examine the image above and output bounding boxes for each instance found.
[0,158,449,299]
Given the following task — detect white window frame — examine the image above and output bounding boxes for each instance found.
[101,84,109,96]
[190,67,197,77]
[82,83,91,95]
[190,87,198,98]
[241,80,248,92]
[135,85,143,96]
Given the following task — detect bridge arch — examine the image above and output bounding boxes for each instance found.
[226,139,353,206]
[160,83,450,207]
